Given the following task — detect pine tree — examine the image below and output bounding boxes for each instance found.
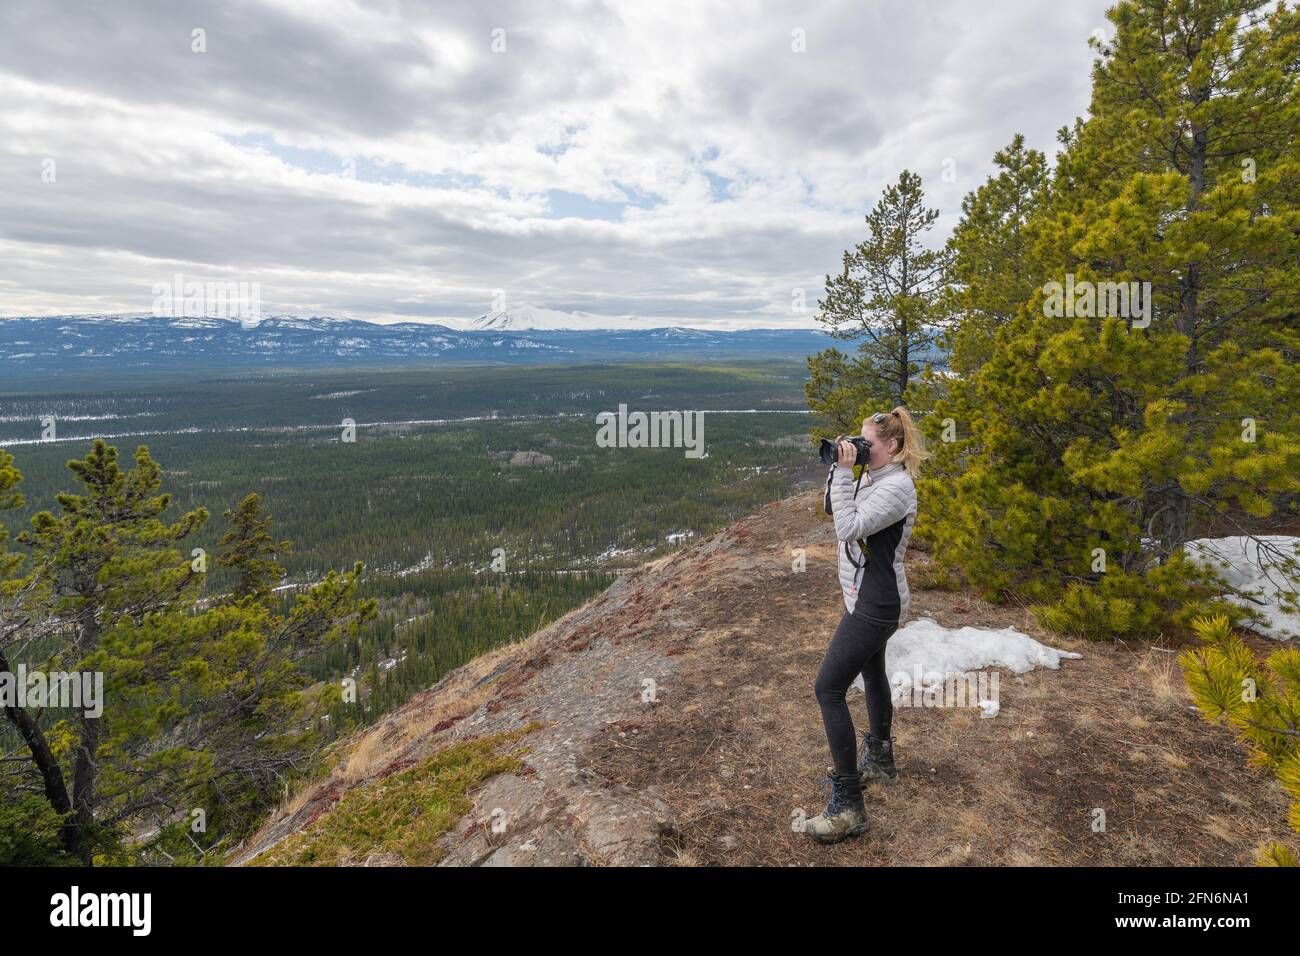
[917,0,1300,637]
[0,451,77,864]
[216,492,290,604]
[809,169,950,424]
[16,441,205,862]
[804,347,882,439]
[1180,614,1300,864]
[1,441,375,864]
[912,135,1052,490]
[92,552,376,859]
[940,134,1050,375]
[0,449,20,581]
[1041,0,1300,558]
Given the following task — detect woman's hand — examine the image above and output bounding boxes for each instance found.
[836,439,857,469]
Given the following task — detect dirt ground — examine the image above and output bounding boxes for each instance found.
[583,492,1294,866]
[241,489,1294,867]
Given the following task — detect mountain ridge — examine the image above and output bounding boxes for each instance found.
[0,313,830,372]
[232,490,1290,867]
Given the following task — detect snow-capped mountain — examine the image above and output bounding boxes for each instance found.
[0,313,832,373]
[0,314,553,371]
[469,305,677,332]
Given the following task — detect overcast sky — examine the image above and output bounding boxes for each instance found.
[0,0,1103,329]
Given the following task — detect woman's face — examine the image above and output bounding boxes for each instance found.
[861,419,897,470]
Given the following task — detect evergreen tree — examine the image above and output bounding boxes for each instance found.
[941,134,1051,375]
[918,0,1300,637]
[16,441,205,862]
[0,449,19,580]
[0,451,77,865]
[91,553,375,860]
[808,169,950,425]
[1043,0,1300,555]
[1,441,375,864]
[804,347,882,438]
[216,493,289,604]
[912,135,1052,487]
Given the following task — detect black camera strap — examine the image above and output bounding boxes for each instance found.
[825,465,870,585]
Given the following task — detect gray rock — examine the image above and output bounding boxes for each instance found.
[439,773,557,867]
[482,826,588,867]
[471,773,551,833]
[572,787,675,866]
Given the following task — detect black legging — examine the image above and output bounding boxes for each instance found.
[814,611,897,774]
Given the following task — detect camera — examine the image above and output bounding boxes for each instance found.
[818,435,871,467]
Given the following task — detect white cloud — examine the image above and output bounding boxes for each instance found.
[0,0,1101,327]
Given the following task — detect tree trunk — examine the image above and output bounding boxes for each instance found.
[69,610,101,865]
[70,716,99,865]
[1163,490,1189,558]
[0,649,82,861]
[1161,92,1209,555]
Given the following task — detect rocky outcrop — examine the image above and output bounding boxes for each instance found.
[233,491,783,867]
[436,773,672,867]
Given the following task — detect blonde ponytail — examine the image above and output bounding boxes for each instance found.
[871,406,928,479]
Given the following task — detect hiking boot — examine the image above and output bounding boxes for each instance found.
[857,733,898,786]
[803,769,868,844]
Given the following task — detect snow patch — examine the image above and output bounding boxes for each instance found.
[1184,535,1300,641]
[852,618,1082,706]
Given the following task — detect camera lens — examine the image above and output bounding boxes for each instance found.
[818,437,838,466]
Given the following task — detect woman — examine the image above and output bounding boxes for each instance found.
[804,406,925,844]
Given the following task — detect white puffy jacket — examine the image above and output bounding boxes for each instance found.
[824,461,917,622]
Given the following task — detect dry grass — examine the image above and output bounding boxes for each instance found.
[274,780,316,823]
[341,728,395,783]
